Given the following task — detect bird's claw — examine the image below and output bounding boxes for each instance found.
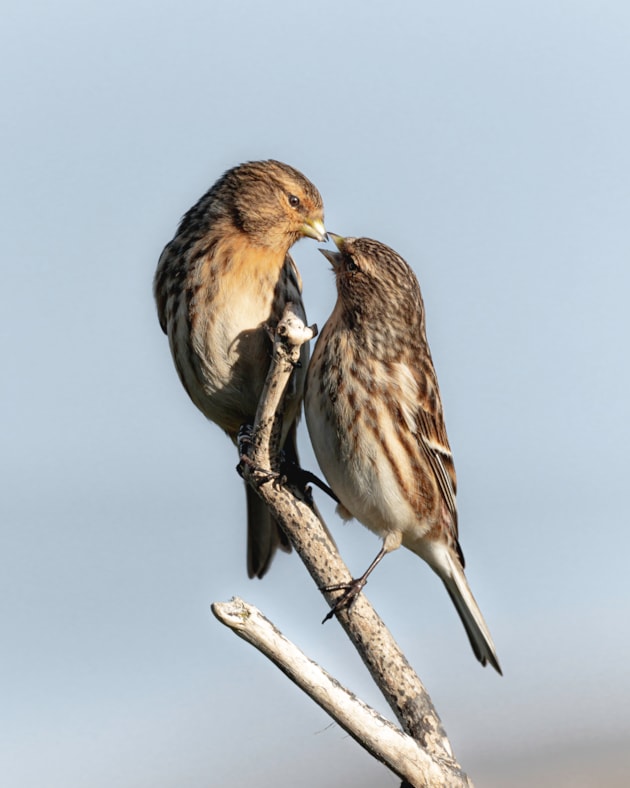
[237,454,280,488]
[283,463,339,504]
[320,577,367,623]
[236,424,281,487]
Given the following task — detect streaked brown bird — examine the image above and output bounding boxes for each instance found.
[305,235,501,673]
[154,160,326,578]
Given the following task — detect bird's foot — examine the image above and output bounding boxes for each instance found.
[320,545,388,622]
[282,461,339,504]
[236,456,279,487]
[320,577,368,623]
[236,424,281,488]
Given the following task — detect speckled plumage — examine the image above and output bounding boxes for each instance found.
[154,160,326,578]
[305,235,500,672]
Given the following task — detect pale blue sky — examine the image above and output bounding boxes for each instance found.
[2,2,629,786]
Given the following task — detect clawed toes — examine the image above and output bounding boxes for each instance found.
[282,463,340,504]
[320,578,367,623]
[238,460,279,489]
[236,425,279,487]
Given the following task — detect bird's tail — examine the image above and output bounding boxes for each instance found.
[430,546,502,674]
[245,484,291,579]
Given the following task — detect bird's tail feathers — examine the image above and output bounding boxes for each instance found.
[435,547,502,674]
[246,484,291,579]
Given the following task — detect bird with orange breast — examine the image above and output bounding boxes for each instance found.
[154,160,326,578]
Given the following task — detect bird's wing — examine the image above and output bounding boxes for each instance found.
[285,252,304,294]
[416,409,457,517]
[395,359,460,543]
[154,242,176,334]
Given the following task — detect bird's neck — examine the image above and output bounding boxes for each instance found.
[215,227,288,279]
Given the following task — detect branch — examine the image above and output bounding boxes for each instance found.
[232,303,472,787]
[212,598,452,788]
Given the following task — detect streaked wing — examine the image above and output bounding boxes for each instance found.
[417,410,457,518]
[410,358,460,543]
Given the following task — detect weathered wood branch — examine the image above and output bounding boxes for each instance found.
[219,302,472,788]
[212,598,452,787]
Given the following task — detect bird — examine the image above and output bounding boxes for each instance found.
[304,234,501,673]
[154,159,326,579]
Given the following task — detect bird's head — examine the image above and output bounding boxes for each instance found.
[217,159,326,251]
[320,235,424,331]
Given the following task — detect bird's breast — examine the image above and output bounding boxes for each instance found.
[172,241,305,435]
[306,326,438,541]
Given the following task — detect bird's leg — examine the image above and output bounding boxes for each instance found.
[236,423,254,453]
[321,545,388,623]
[237,425,325,496]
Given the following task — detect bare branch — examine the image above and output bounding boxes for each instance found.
[212,598,455,788]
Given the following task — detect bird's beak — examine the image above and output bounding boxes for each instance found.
[328,233,345,251]
[319,248,342,268]
[301,216,327,242]
[318,233,345,268]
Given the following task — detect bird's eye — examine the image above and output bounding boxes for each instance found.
[288,194,300,208]
[347,259,358,272]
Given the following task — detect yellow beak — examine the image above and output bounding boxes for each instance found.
[328,233,346,251]
[301,217,327,242]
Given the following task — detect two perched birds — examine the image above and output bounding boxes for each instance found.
[154,159,501,674]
